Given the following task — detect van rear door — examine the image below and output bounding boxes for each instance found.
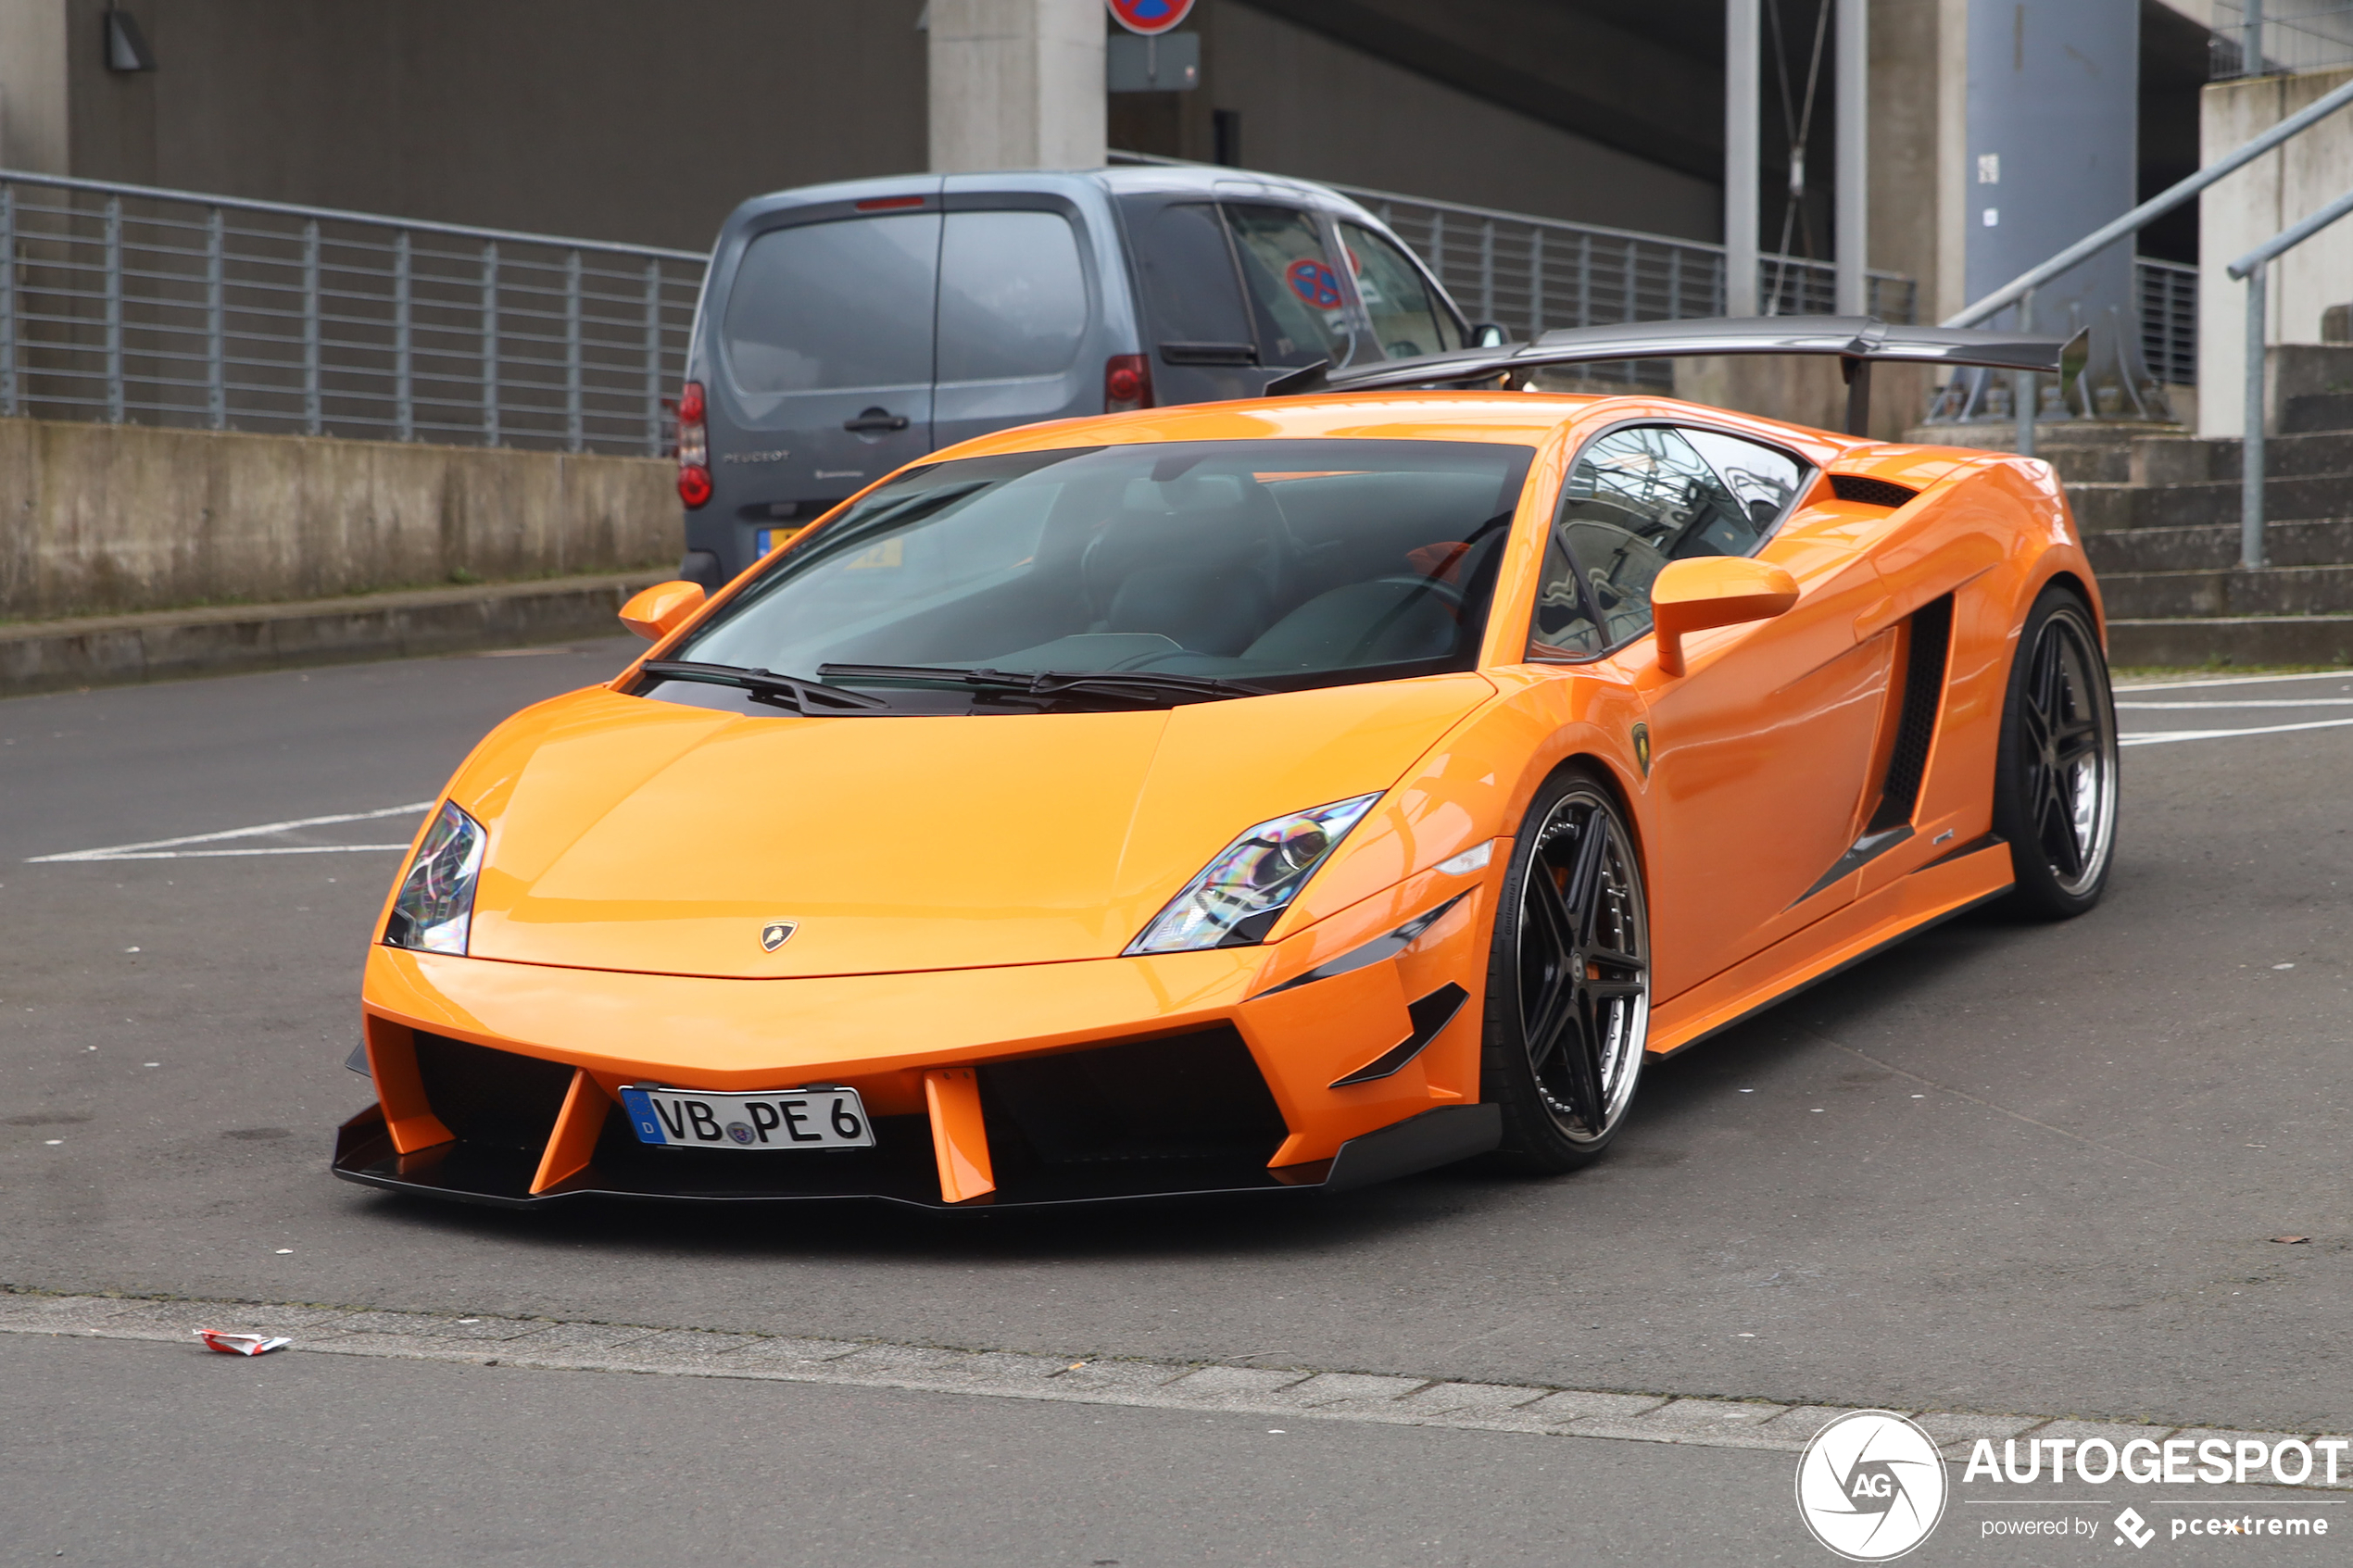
[929,187,1105,452]
[716,201,939,517]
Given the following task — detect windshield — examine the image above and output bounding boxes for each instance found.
[647,439,1533,713]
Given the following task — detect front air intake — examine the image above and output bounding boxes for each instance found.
[977,1026,1289,1169]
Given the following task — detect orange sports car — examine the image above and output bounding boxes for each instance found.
[334,317,2117,1210]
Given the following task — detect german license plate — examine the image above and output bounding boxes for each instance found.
[617,1085,875,1150]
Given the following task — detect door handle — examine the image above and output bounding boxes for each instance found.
[844,408,910,434]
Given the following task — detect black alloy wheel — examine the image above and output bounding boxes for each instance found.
[1482,767,1651,1172]
[1994,583,2120,919]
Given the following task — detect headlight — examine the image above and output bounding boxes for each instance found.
[383,801,485,955]
[1126,793,1381,955]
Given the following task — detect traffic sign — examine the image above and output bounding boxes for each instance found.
[1107,0,1194,37]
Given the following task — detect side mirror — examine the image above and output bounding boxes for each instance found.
[1471,322,1509,348]
[619,580,707,643]
[1651,558,1799,676]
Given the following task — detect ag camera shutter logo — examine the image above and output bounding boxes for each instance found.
[1795,1411,1949,1561]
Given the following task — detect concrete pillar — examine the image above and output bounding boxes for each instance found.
[0,0,71,173]
[1725,0,1759,315]
[2196,68,2353,437]
[928,0,1106,173]
[1835,0,1869,315]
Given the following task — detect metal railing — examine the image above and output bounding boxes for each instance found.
[2210,2,2353,79]
[1111,154,1918,388]
[2231,185,2353,568]
[0,169,706,457]
[2136,257,2199,389]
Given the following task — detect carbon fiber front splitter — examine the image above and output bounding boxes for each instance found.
[330,1102,1502,1210]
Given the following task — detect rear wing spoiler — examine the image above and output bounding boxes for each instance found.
[1265,314,2081,436]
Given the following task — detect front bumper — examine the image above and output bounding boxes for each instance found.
[336,872,1494,1209]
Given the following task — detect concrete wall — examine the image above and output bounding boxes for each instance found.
[0,419,677,621]
[3,0,933,252]
[2197,68,2353,437]
[1123,1,1724,240]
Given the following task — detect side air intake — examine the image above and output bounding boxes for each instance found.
[1869,595,1954,832]
[1831,474,1919,508]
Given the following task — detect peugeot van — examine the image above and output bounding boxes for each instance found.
[673,165,1488,588]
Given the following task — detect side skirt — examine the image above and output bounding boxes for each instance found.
[1646,839,2015,1059]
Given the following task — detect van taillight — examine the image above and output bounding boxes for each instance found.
[676,381,711,508]
[1105,354,1152,413]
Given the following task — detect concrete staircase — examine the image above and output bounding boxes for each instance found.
[1914,383,2353,668]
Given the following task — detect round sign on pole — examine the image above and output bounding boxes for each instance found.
[1107,0,1195,37]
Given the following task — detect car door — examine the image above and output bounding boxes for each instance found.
[1114,194,1353,407]
[930,190,1106,452]
[714,206,938,510]
[1334,220,1466,363]
[1527,421,1894,1001]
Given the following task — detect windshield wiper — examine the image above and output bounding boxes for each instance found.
[816,662,1267,707]
[639,659,888,713]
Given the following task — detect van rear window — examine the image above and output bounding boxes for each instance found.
[937,211,1088,383]
[724,214,939,395]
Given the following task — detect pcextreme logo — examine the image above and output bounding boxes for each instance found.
[1795,1411,1951,1561]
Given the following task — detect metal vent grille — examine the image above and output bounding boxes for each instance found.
[1831,474,1920,508]
[1869,596,1955,833]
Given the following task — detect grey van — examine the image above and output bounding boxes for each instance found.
[673,165,1484,589]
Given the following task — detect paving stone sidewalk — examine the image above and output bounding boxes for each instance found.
[4,1289,2343,1483]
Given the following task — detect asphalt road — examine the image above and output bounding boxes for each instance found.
[3,646,2350,1561]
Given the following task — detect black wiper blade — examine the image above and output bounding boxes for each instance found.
[816,662,1266,706]
[639,659,888,713]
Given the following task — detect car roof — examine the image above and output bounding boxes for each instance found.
[718,165,1384,232]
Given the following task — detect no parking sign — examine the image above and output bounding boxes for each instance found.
[1107,0,1194,36]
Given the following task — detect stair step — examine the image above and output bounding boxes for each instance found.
[2129,430,2353,483]
[2283,392,2353,434]
[2069,472,2353,533]
[2084,517,2353,573]
[2097,563,2353,619]
[2109,614,2353,670]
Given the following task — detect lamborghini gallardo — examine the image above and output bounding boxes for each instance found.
[333,318,2118,1209]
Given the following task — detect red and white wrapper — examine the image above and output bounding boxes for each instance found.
[196,1328,291,1356]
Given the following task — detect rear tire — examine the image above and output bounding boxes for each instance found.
[1479,765,1651,1173]
[1993,583,2120,919]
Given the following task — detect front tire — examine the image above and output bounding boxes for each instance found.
[1993,583,2120,918]
[1480,766,1652,1173]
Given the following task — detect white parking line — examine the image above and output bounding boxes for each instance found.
[2121,716,2353,747]
[27,802,431,863]
[2118,696,2353,709]
[2116,668,2353,693]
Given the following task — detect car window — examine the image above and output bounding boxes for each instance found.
[1529,425,1768,657]
[1680,428,1810,537]
[1125,201,1255,346]
[1223,205,1353,367]
[723,214,940,395]
[1340,222,1462,359]
[937,210,1089,383]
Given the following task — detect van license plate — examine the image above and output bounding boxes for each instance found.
[618,1085,874,1150]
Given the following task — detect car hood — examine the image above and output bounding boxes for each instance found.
[452,674,1494,979]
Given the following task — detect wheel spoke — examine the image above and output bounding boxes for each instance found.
[1585,945,1645,976]
[1585,978,1645,999]
[2054,718,2101,768]
[1561,990,1607,1126]
[2031,628,2063,731]
[2037,779,2083,876]
[1562,809,1613,947]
